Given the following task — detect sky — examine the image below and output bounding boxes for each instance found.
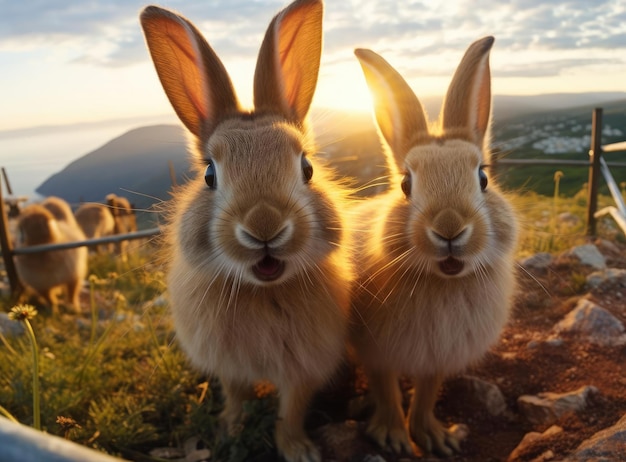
[0,0,625,132]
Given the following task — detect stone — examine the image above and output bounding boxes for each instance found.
[521,253,553,271]
[586,268,626,289]
[561,244,606,270]
[363,456,387,462]
[507,425,562,461]
[517,386,599,426]
[447,375,508,416]
[0,312,25,338]
[554,298,625,345]
[318,420,360,461]
[562,413,626,461]
[558,212,581,227]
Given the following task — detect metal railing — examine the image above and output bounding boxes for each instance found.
[492,108,626,235]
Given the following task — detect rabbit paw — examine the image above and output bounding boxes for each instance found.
[275,433,321,462]
[366,419,413,454]
[410,416,461,457]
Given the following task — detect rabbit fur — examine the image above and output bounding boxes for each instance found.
[140,1,353,461]
[14,203,87,313]
[75,202,116,253]
[350,36,519,456]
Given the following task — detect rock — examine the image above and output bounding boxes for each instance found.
[521,253,553,271]
[594,238,620,255]
[586,268,626,289]
[558,212,581,227]
[0,312,25,338]
[446,375,508,416]
[517,386,599,426]
[553,298,625,345]
[562,413,626,461]
[362,456,387,462]
[507,425,562,461]
[318,420,360,461]
[148,447,185,460]
[560,244,606,270]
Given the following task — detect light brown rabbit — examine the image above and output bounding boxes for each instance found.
[14,204,88,313]
[140,1,352,461]
[42,196,79,227]
[74,202,116,253]
[105,194,137,235]
[350,37,518,456]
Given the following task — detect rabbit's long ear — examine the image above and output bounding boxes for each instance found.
[355,48,429,170]
[140,6,239,140]
[253,0,323,125]
[441,36,494,149]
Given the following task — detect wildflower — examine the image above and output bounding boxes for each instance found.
[56,415,81,430]
[114,291,127,310]
[8,304,41,430]
[8,304,37,322]
[57,416,81,439]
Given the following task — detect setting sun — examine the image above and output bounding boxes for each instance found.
[315,60,373,113]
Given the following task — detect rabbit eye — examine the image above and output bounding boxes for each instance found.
[301,154,313,183]
[401,172,412,197]
[479,167,488,192]
[204,160,217,189]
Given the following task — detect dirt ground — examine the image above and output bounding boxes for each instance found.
[297,239,626,462]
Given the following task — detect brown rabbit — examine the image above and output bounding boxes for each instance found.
[42,196,79,226]
[74,202,116,253]
[350,37,519,456]
[105,194,136,235]
[140,1,352,460]
[14,204,88,313]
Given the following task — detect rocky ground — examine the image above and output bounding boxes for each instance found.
[303,239,626,462]
[166,238,626,462]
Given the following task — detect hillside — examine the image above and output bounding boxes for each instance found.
[493,99,626,196]
[35,93,626,223]
[36,124,189,214]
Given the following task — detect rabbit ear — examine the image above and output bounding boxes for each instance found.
[253,0,323,124]
[140,6,239,139]
[354,48,429,170]
[441,36,494,148]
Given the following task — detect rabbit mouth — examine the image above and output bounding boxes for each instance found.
[252,255,285,282]
[438,256,464,276]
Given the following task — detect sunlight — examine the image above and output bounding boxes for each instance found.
[314,60,373,113]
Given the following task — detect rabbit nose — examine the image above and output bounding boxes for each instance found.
[236,204,293,249]
[428,210,470,249]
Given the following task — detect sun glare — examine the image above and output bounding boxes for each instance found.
[314,61,373,113]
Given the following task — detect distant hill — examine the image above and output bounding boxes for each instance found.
[36,124,189,214]
[35,92,626,226]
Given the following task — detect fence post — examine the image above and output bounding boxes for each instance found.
[586,108,603,236]
[0,176,23,299]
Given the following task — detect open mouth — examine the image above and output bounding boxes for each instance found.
[252,255,285,282]
[438,256,464,276]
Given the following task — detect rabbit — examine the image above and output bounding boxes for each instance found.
[349,36,519,456]
[42,196,79,227]
[105,194,137,235]
[106,194,137,259]
[14,204,88,313]
[140,1,353,461]
[75,202,116,253]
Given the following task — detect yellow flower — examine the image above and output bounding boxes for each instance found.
[8,304,38,321]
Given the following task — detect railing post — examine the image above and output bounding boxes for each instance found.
[0,176,23,300]
[586,108,603,236]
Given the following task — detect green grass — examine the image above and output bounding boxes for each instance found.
[1,188,624,460]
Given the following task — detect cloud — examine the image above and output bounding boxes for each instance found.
[0,0,625,76]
